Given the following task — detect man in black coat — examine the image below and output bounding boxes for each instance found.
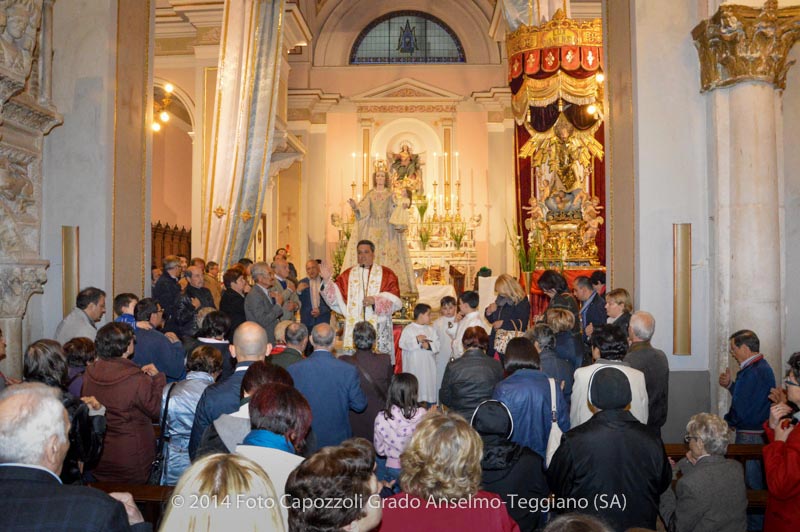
[547,366,671,532]
[574,275,607,344]
[0,383,149,531]
[152,254,182,334]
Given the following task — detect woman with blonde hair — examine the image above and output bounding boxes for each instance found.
[160,453,284,532]
[484,274,531,362]
[380,411,520,531]
[605,288,632,336]
[546,307,585,371]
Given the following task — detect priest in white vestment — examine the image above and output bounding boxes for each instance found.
[321,240,402,357]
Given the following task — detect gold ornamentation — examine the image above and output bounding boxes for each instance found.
[374,159,388,172]
[506,8,602,57]
[692,1,800,92]
[240,210,253,223]
[356,105,456,114]
[213,206,226,218]
[384,88,428,98]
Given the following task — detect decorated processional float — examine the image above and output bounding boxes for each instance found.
[503,5,606,306]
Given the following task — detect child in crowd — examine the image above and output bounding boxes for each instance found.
[113,293,138,329]
[452,290,490,358]
[374,373,427,488]
[398,303,439,404]
[433,296,458,394]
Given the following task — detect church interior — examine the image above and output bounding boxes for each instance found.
[0,0,799,528]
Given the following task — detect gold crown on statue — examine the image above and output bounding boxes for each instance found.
[374,160,388,173]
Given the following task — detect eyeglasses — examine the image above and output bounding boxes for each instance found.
[683,434,700,444]
[784,379,800,388]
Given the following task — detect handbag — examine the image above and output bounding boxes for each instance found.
[545,378,563,468]
[493,319,525,354]
[148,382,175,485]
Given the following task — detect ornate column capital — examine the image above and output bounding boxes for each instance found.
[0,261,48,319]
[692,1,800,92]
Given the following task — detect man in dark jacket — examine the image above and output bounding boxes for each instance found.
[219,268,248,340]
[624,310,670,434]
[132,298,186,382]
[270,322,306,369]
[439,326,503,420]
[153,255,182,334]
[183,265,215,309]
[471,399,549,532]
[188,321,268,459]
[547,366,672,531]
[574,276,606,344]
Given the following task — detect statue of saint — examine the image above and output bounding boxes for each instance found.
[388,143,422,194]
[342,160,417,295]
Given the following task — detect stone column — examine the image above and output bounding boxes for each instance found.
[693,1,800,411]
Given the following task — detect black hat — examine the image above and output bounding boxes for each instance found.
[589,366,631,410]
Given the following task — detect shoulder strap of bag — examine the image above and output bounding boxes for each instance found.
[355,360,387,403]
[548,378,558,423]
[156,383,177,452]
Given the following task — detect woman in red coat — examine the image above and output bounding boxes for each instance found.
[763,352,800,532]
[83,322,166,483]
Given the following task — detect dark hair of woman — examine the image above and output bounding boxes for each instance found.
[240,360,294,399]
[589,324,629,361]
[62,337,96,368]
[504,337,541,374]
[95,322,134,359]
[537,269,568,293]
[352,321,377,351]
[383,372,420,421]
[195,311,231,339]
[187,345,223,374]
[788,351,800,380]
[249,383,312,453]
[24,339,69,389]
[462,326,490,351]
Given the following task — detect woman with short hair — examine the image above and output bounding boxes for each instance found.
[536,270,580,332]
[82,322,166,483]
[62,337,96,398]
[24,339,106,484]
[546,307,585,371]
[160,453,285,531]
[660,413,747,532]
[182,310,234,381]
[160,345,222,485]
[484,274,531,361]
[605,288,632,335]
[439,326,504,420]
[380,411,520,531]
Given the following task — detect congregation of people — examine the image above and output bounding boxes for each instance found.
[1,252,799,532]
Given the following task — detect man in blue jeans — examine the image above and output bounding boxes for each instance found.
[719,329,775,531]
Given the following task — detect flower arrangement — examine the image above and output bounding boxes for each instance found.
[415,195,429,222]
[506,220,538,271]
[332,240,347,278]
[450,222,467,250]
[418,221,432,250]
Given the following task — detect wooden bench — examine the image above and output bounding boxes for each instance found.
[90,482,174,527]
[664,443,768,510]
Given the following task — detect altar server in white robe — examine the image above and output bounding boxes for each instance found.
[399,303,439,404]
[433,296,458,394]
[452,290,491,359]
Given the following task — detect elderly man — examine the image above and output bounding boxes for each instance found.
[288,323,367,452]
[272,257,300,321]
[0,383,148,531]
[244,262,291,344]
[184,265,215,309]
[270,322,307,369]
[297,259,332,332]
[321,240,402,356]
[719,329,775,530]
[189,321,270,459]
[153,255,182,331]
[204,261,222,307]
[55,286,106,343]
[547,366,672,531]
[625,310,670,435]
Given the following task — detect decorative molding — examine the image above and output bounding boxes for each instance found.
[4,92,62,134]
[356,104,457,114]
[692,1,800,92]
[350,77,464,102]
[0,261,48,318]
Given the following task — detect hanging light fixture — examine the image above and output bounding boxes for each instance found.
[152,82,174,132]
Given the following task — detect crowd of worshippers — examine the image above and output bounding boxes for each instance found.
[0,257,799,532]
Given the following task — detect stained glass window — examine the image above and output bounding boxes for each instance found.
[350,11,466,64]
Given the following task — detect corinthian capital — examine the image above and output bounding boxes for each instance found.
[692,1,800,92]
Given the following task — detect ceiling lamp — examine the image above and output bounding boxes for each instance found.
[152,82,175,132]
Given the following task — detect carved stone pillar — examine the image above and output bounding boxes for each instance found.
[693,1,800,412]
[0,0,62,379]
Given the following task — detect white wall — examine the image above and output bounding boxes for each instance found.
[631,0,711,371]
[782,45,800,362]
[36,0,117,338]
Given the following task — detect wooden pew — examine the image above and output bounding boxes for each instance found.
[90,482,174,527]
[664,443,768,510]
